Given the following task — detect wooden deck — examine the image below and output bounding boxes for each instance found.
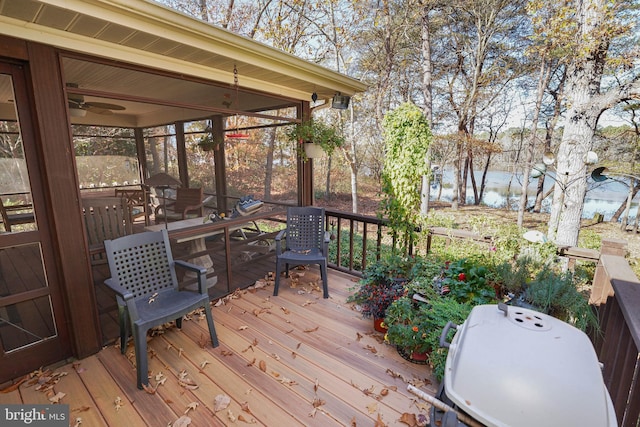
[0,268,438,426]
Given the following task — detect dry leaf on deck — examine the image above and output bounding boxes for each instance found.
[179,378,199,390]
[374,413,387,427]
[366,402,378,414]
[237,414,257,424]
[399,413,419,427]
[48,391,66,403]
[247,358,256,367]
[350,416,357,426]
[172,415,192,427]
[280,307,290,315]
[365,345,377,354]
[303,326,319,333]
[221,350,234,357]
[240,402,253,415]
[356,332,363,342]
[114,396,123,411]
[141,383,157,394]
[380,388,389,397]
[0,376,27,393]
[213,394,231,412]
[227,409,236,423]
[238,325,248,331]
[271,371,280,378]
[258,360,267,372]
[72,417,82,427]
[184,402,199,414]
[200,360,211,370]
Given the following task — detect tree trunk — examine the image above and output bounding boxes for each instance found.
[548,0,610,246]
[420,5,434,215]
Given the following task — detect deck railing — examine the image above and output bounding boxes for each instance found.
[589,241,640,427]
[323,210,639,426]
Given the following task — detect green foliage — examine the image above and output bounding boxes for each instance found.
[285,119,344,157]
[380,102,432,251]
[523,268,598,332]
[438,259,497,305]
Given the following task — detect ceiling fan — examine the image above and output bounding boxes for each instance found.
[66,83,126,115]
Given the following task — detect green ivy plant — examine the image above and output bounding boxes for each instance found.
[285,118,344,158]
[380,102,432,252]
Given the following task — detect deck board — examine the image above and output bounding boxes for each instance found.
[0,267,438,426]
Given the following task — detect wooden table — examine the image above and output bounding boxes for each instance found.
[145,211,284,292]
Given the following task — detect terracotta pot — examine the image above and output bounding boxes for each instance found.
[373,318,387,333]
[397,346,429,365]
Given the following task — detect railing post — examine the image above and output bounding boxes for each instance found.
[591,239,628,306]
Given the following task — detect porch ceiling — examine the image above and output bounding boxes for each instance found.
[0,0,367,127]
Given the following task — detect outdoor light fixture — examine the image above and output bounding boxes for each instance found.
[311,92,318,102]
[331,93,350,109]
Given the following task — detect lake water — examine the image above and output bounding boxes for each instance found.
[432,170,635,222]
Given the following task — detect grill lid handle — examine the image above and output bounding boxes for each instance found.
[498,302,508,316]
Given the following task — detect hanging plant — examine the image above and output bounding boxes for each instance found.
[285,119,345,159]
[198,127,224,151]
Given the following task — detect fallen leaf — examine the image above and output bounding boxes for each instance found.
[312,397,325,408]
[213,394,231,412]
[185,402,199,414]
[303,326,319,333]
[258,360,267,372]
[350,416,357,426]
[172,415,192,427]
[114,396,123,411]
[374,413,387,427]
[366,402,378,414]
[278,377,297,386]
[280,307,290,315]
[227,409,236,422]
[356,332,363,342]
[237,414,257,424]
[72,418,82,427]
[200,360,211,369]
[365,345,378,354]
[238,325,248,331]
[247,358,256,367]
[221,350,234,357]
[314,379,319,392]
[71,406,91,413]
[49,391,66,403]
[380,388,389,397]
[142,383,157,394]
[271,371,280,378]
[240,401,253,415]
[0,376,28,393]
[399,412,418,427]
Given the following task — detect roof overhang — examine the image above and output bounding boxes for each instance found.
[0,0,366,103]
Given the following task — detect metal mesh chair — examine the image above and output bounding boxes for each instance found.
[104,229,219,389]
[273,207,330,298]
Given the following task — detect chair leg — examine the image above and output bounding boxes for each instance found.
[133,327,148,389]
[203,305,219,347]
[118,305,128,354]
[274,260,282,296]
[319,261,329,299]
[175,316,183,329]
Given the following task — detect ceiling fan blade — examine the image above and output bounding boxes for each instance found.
[86,106,114,115]
[85,101,125,111]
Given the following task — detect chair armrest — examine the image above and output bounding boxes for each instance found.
[103,278,134,301]
[182,202,204,218]
[275,229,287,255]
[175,260,208,294]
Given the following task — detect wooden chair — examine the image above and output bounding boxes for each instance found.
[104,229,219,389]
[154,187,204,224]
[0,194,35,232]
[81,197,132,264]
[273,206,330,298]
[115,186,150,225]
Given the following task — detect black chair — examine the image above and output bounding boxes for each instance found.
[273,207,330,298]
[104,229,219,389]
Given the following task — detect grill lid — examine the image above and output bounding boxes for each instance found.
[443,304,617,427]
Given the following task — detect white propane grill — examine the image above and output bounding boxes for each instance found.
[430,304,617,427]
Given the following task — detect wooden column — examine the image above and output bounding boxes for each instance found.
[27,42,102,358]
[298,101,313,206]
[212,115,228,213]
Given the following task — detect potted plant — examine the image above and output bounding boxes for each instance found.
[285,118,345,159]
[384,295,433,362]
[197,127,223,151]
[347,255,415,332]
